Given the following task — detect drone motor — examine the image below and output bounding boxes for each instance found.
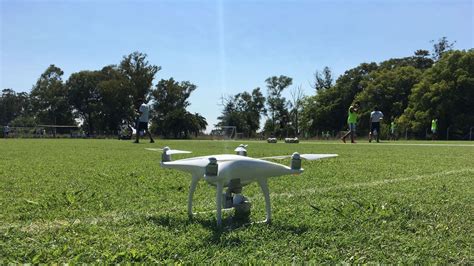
[205,157,218,176]
[291,152,302,170]
[161,147,171,162]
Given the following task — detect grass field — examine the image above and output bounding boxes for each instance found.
[1,139,473,263]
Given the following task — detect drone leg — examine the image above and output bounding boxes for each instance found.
[188,175,199,218]
[258,178,272,224]
[215,180,224,227]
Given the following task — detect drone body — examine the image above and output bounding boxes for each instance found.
[148,146,337,226]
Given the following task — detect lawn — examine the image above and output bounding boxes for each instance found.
[0,139,473,263]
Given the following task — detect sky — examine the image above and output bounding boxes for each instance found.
[1,0,473,130]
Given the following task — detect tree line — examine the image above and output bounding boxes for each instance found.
[1,52,207,138]
[1,38,473,139]
[217,38,474,140]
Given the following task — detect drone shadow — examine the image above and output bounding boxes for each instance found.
[145,213,309,245]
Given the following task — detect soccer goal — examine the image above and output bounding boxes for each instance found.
[211,126,237,140]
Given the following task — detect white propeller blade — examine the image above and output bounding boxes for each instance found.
[300,154,338,160]
[259,154,338,160]
[167,149,192,155]
[145,148,192,155]
[145,148,163,152]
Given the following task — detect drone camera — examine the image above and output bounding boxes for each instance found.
[291,152,301,170]
[205,157,218,176]
[233,195,251,219]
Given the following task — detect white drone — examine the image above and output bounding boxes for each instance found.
[147,144,337,226]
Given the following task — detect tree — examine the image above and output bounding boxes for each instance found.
[399,49,474,139]
[264,75,292,136]
[1,89,22,125]
[289,85,305,136]
[300,63,378,135]
[413,49,434,69]
[431,37,456,61]
[67,70,103,134]
[217,88,266,137]
[30,65,75,128]
[97,65,134,134]
[119,51,161,106]
[5,92,36,127]
[312,66,333,91]
[151,78,207,138]
[354,66,423,132]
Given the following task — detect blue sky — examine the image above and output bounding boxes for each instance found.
[1,0,472,130]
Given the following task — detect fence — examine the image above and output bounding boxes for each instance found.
[1,125,80,138]
[302,126,474,141]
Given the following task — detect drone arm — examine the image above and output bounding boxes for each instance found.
[215,180,224,227]
[187,175,200,218]
[258,178,272,224]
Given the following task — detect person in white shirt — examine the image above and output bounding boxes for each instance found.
[3,125,10,138]
[369,107,383,143]
[134,98,154,144]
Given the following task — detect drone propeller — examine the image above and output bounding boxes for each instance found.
[145,147,192,155]
[259,154,338,161]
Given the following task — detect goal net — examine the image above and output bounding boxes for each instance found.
[211,126,237,140]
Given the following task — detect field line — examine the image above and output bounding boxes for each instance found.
[271,168,474,198]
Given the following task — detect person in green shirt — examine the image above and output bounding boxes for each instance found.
[341,102,359,143]
[389,117,397,141]
[431,118,438,140]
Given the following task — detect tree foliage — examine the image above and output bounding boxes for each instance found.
[30,65,75,126]
[67,70,103,133]
[431,37,456,61]
[289,85,305,135]
[151,78,207,138]
[97,65,135,133]
[399,49,474,138]
[312,66,333,91]
[119,51,161,106]
[354,66,423,131]
[264,75,292,136]
[217,88,266,137]
[300,62,378,135]
[1,89,30,125]
[67,66,135,134]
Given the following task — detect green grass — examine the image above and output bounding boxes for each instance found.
[1,139,473,263]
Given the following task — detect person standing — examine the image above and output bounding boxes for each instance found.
[431,118,438,140]
[3,125,10,138]
[341,102,359,143]
[134,99,154,144]
[389,118,397,141]
[369,107,384,143]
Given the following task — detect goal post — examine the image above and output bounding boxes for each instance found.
[222,126,237,140]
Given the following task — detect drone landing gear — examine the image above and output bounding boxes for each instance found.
[188,176,272,227]
[221,178,272,226]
